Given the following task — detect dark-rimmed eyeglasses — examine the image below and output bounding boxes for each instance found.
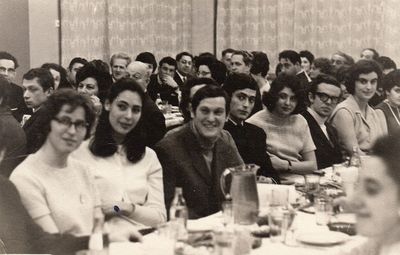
[315,92,340,104]
[53,117,88,132]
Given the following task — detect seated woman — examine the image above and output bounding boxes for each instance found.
[72,78,166,227]
[341,132,400,254]
[375,69,400,135]
[10,89,100,236]
[329,60,388,156]
[247,73,317,176]
[41,63,72,90]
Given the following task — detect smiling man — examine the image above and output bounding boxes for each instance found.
[155,85,243,219]
[223,73,279,182]
[301,74,343,169]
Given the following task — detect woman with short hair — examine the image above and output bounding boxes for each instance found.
[247,73,317,176]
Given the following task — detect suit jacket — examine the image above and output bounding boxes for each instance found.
[147,74,179,106]
[297,71,311,90]
[4,82,31,122]
[0,106,26,177]
[224,120,280,182]
[0,176,88,254]
[301,110,343,169]
[23,107,47,154]
[154,123,244,219]
[142,93,167,148]
[173,71,193,89]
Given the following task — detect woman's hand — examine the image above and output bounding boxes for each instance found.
[102,201,135,217]
[108,219,143,242]
[270,156,289,171]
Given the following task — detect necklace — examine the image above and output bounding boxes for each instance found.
[385,101,400,127]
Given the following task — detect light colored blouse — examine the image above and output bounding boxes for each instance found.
[246,108,316,162]
[72,140,166,227]
[329,95,388,154]
[10,150,99,236]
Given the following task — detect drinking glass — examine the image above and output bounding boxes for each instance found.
[315,197,333,225]
[221,200,233,226]
[269,207,285,243]
[304,175,321,203]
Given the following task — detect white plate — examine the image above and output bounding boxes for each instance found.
[297,231,349,246]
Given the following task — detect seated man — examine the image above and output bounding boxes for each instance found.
[223,73,279,182]
[147,56,180,106]
[0,77,26,177]
[279,50,310,88]
[127,61,166,147]
[22,68,54,154]
[302,74,343,169]
[67,57,88,87]
[0,51,31,122]
[174,52,194,87]
[110,52,131,82]
[155,85,243,219]
[0,175,142,254]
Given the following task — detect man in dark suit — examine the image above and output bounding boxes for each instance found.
[279,50,311,89]
[21,68,54,154]
[127,61,166,147]
[0,77,26,177]
[155,85,243,219]
[147,57,180,106]
[301,74,343,169]
[0,51,31,122]
[223,73,279,182]
[174,52,194,88]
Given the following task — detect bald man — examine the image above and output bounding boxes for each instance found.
[127,61,166,147]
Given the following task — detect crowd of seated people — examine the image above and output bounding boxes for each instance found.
[0,46,399,253]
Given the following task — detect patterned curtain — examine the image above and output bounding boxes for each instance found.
[217,0,400,69]
[61,0,192,67]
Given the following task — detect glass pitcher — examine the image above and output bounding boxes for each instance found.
[220,164,259,225]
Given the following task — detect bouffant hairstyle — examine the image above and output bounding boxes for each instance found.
[347,60,382,95]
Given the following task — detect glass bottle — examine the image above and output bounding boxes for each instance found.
[169,187,188,241]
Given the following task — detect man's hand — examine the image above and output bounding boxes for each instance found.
[162,75,178,89]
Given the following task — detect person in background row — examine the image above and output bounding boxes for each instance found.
[310,57,333,80]
[136,51,157,74]
[223,73,279,182]
[279,50,310,89]
[110,52,131,82]
[329,60,387,157]
[41,63,72,90]
[0,76,26,177]
[72,78,166,227]
[0,51,31,122]
[67,57,88,87]
[375,70,400,135]
[360,48,379,61]
[155,85,243,219]
[247,73,317,177]
[22,68,54,154]
[335,65,351,101]
[376,56,397,75]
[127,61,166,148]
[174,51,194,87]
[147,57,180,106]
[195,55,215,79]
[209,60,227,86]
[221,48,235,73]
[11,89,101,236]
[331,51,354,72]
[250,51,271,95]
[299,50,314,82]
[301,74,343,169]
[76,60,113,113]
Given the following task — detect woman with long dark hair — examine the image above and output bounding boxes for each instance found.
[72,78,166,227]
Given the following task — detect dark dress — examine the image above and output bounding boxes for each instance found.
[375,101,400,136]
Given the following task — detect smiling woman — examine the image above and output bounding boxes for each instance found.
[329,60,388,157]
[10,89,100,236]
[71,78,167,227]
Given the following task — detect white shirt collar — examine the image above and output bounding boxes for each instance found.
[307,107,328,125]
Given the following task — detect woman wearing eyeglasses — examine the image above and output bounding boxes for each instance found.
[329,60,388,157]
[72,78,166,227]
[247,73,317,177]
[10,89,100,236]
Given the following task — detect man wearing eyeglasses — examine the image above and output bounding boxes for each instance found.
[0,51,31,122]
[301,74,343,169]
